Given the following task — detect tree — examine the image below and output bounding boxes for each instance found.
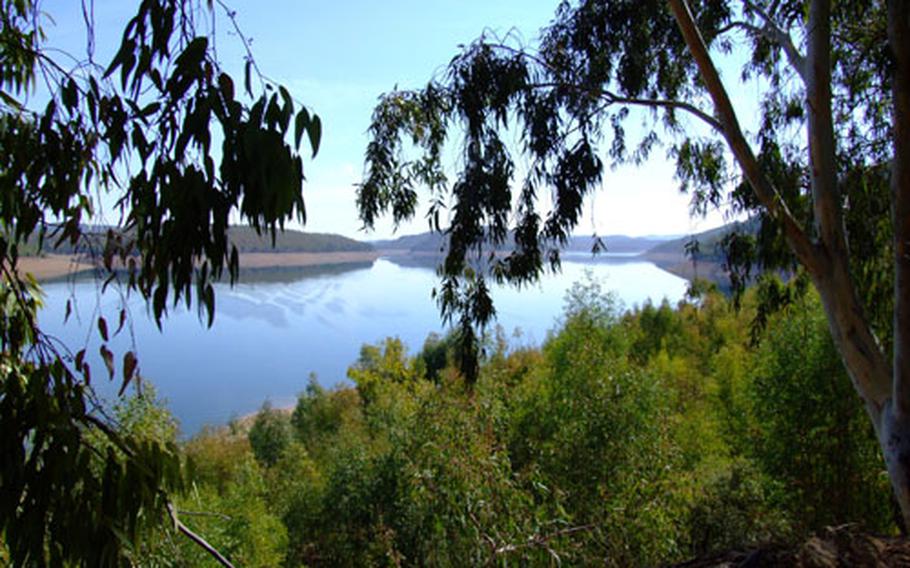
[0,0,319,565]
[248,401,293,468]
[357,0,910,526]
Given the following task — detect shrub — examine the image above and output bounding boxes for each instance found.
[248,401,292,468]
[747,294,893,533]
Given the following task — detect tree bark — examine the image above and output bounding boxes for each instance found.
[884,0,910,530]
[803,0,891,424]
[806,0,842,250]
[888,0,910,422]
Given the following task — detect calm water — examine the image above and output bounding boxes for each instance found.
[38,255,688,435]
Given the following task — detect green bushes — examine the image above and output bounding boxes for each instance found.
[248,402,293,467]
[745,295,892,533]
[163,277,895,566]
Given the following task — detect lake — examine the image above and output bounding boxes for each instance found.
[37,254,689,435]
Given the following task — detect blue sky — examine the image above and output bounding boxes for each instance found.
[44,1,732,240]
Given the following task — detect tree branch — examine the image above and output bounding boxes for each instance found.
[494,524,596,555]
[525,82,724,132]
[82,416,237,567]
[669,0,892,411]
[169,505,236,568]
[601,90,724,132]
[177,509,234,521]
[741,0,808,82]
[666,0,816,269]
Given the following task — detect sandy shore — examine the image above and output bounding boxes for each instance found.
[18,251,381,282]
[16,254,95,281]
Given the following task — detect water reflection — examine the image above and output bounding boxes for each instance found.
[38,256,688,436]
[234,261,374,284]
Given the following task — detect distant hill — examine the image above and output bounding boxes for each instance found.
[372,231,446,253]
[26,226,373,255]
[643,219,758,286]
[226,227,373,253]
[565,234,673,254]
[373,231,674,255]
[644,219,758,262]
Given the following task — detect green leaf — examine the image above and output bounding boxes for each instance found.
[219,73,234,102]
[122,351,138,385]
[153,284,167,327]
[100,345,115,379]
[279,85,293,129]
[104,39,133,79]
[116,309,127,335]
[0,89,23,109]
[98,317,109,342]
[121,50,136,92]
[139,101,160,118]
[294,107,310,150]
[307,113,322,158]
[62,78,78,111]
[244,59,253,96]
[179,37,208,68]
[204,284,215,328]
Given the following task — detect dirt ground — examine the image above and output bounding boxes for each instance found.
[16,255,94,281]
[672,525,910,568]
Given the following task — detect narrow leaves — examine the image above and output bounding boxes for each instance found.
[100,345,115,379]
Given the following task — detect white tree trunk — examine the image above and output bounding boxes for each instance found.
[672,0,910,528]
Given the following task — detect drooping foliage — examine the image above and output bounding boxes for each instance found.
[0,1,320,564]
[358,0,894,375]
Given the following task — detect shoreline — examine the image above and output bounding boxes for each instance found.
[19,250,382,282]
[16,254,96,281]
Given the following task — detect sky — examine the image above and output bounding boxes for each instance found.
[43,0,735,240]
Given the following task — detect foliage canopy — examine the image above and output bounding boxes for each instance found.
[358,0,892,380]
[357,0,910,525]
[0,0,319,564]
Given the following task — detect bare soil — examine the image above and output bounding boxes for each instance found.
[16,254,94,281]
[672,525,910,568]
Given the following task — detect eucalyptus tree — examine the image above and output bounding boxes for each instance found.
[358,0,910,525]
[0,0,319,565]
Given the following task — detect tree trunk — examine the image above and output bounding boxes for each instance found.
[671,0,910,528]
[886,0,910,530]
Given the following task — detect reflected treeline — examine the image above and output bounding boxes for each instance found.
[42,261,376,286]
[235,261,374,284]
[380,251,732,289]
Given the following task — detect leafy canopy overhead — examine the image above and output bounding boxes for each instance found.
[0,0,319,565]
[358,0,892,380]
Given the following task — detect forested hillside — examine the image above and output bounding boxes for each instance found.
[644,219,759,264]
[226,227,373,253]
